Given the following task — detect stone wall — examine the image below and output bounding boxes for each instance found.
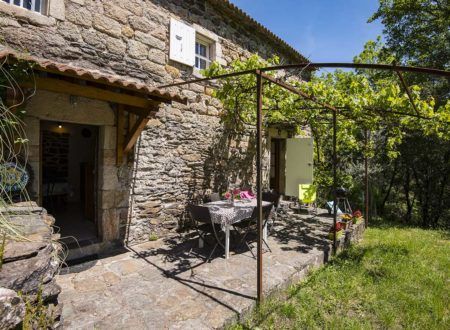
[0,202,62,329]
[0,0,300,84]
[0,0,305,245]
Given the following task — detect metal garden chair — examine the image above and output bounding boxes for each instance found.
[187,204,225,262]
[232,203,273,258]
[263,190,281,230]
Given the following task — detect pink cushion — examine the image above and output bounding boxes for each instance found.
[240,191,255,199]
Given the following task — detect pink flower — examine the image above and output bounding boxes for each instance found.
[353,210,362,218]
[232,188,241,195]
[224,192,231,200]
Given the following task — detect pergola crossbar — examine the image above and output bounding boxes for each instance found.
[159,62,450,89]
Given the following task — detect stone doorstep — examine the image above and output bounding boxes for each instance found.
[221,221,365,328]
[65,240,123,263]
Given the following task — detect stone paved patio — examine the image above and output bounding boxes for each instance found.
[56,210,363,329]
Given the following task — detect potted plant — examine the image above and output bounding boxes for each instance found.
[328,222,344,240]
[352,210,364,224]
[340,213,352,229]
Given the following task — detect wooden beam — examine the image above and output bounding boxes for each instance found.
[20,77,158,108]
[124,115,150,154]
[33,66,176,104]
[116,105,125,165]
[128,113,137,135]
[125,106,155,118]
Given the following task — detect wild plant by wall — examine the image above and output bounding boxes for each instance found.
[0,56,35,265]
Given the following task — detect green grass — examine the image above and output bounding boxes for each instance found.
[232,224,450,329]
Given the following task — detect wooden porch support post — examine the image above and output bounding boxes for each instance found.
[256,70,263,304]
[123,104,160,154]
[116,104,125,165]
[124,115,151,154]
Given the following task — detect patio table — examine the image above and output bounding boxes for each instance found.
[204,200,272,259]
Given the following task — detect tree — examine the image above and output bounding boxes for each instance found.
[367,0,450,227]
[370,0,450,70]
[369,0,450,103]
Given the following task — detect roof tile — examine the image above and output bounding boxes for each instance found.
[0,48,187,104]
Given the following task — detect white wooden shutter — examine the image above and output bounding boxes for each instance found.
[285,138,314,197]
[169,18,195,66]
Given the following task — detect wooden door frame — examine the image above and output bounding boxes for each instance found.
[270,138,283,193]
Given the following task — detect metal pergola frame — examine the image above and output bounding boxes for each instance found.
[159,62,450,303]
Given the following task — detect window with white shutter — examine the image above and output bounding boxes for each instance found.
[2,0,47,14]
[169,18,196,66]
[169,18,217,70]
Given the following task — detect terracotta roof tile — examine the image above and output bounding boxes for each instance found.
[0,48,187,104]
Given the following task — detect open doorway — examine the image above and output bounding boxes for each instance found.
[270,138,285,193]
[41,120,99,246]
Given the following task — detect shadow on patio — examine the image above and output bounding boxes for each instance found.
[57,209,338,329]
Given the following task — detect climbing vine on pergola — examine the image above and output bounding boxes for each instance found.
[205,54,448,154]
[160,55,450,303]
[202,54,450,200]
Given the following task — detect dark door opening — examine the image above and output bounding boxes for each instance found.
[41,120,98,246]
[270,138,283,193]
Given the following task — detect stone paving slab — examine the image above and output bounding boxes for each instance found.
[57,211,362,329]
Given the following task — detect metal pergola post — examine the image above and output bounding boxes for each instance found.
[364,129,369,227]
[255,70,264,303]
[332,110,338,254]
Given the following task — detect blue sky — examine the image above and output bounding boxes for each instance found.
[229,0,384,62]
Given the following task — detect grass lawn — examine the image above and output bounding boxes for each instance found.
[232,223,449,329]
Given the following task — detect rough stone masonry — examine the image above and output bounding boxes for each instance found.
[0,203,63,328]
[0,0,307,246]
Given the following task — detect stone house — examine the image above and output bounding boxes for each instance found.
[0,0,313,258]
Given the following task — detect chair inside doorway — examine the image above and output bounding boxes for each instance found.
[41,120,99,247]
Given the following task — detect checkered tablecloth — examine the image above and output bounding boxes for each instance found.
[204,200,272,229]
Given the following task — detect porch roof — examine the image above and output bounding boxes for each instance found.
[0,48,187,105]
